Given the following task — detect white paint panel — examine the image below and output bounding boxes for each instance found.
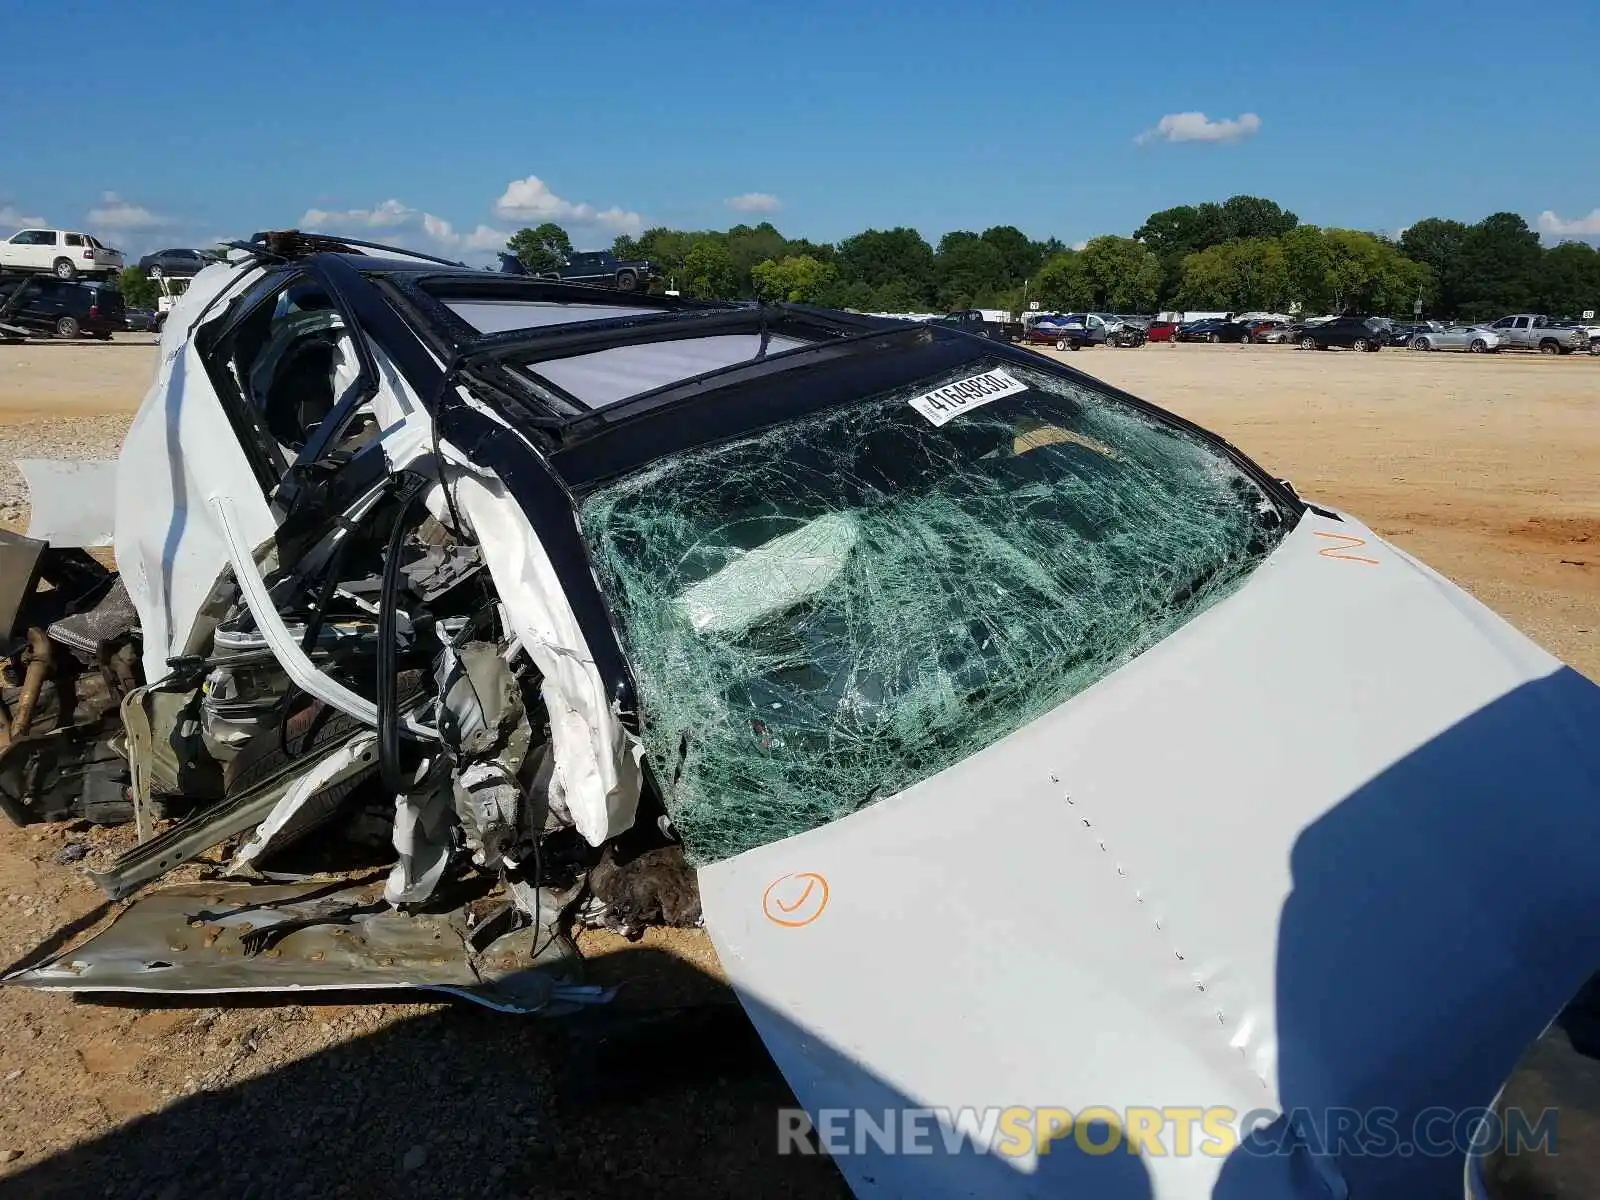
[454,472,641,846]
[17,459,118,547]
[700,510,1600,1198]
[115,308,279,680]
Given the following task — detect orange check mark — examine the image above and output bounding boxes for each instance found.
[762,872,830,927]
[775,878,817,913]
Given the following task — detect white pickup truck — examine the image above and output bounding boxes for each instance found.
[1484,313,1590,355]
[0,228,124,280]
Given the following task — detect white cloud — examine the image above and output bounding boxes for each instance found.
[726,192,781,214]
[1070,239,1089,252]
[491,175,643,234]
[300,199,508,259]
[0,203,44,229]
[86,191,169,230]
[302,198,414,230]
[1537,208,1600,237]
[1136,112,1262,145]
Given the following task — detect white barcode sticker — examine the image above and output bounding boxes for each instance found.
[907,367,1028,427]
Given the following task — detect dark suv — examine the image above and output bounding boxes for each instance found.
[0,277,126,339]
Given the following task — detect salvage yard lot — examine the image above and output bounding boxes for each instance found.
[0,338,1595,1196]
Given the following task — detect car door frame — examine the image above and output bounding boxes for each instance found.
[193,260,386,524]
[10,229,55,272]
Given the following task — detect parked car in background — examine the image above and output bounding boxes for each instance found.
[1407,324,1500,353]
[542,249,660,293]
[1485,314,1589,355]
[1022,321,1071,348]
[123,307,158,332]
[137,247,219,279]
[1036,312,1113,350]
[0,229,124,279]
[1297,315,1384,351]
[1145,320,1180,343]
[1019,313,1105,350]
[1107,323,1147,347]
[1175,317,1252,343]
[1247,320,1295,343]
[0,276,125,338]
[1386,321,1441,347]
[938,308,1025,343]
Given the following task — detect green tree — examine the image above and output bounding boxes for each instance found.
[1535,240,1600,318]
[636,226,699,284]
[1174,244,1238,309]
[1176,239,1289,311]
[870,279,929,313]
[681,238,739,299]
[506,223,574,272]
[1032,251,1094,311]
[1078,235,1163,311]
[1280,225,1333,312]
[1400,218,1469,316]
[978,225,1042,288]
[117,266,158,309]
[835,228,936,305]
[751,254,838,303]
[1219,195,1299,241]
[936,237,1007,308]
[724,222,790,294]
[1319,228,1431,315]
[814,278,877,311]
[784,237,835,263]
[1454,213,1542,319]
[1134,203,1226,304]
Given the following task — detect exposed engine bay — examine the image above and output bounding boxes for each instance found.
[1,463,699,1013]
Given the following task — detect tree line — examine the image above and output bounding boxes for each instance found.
[508,196,1600,321]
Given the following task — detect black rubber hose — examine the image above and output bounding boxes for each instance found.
[378,471,434,797]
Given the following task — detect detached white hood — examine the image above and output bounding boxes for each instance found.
[699,508,1600,1198]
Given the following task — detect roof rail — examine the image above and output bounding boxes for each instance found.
[237,230,468,268]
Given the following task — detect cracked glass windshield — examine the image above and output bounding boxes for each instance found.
[581,359,1290,864]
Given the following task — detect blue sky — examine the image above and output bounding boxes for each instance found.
[3,0,1596,260]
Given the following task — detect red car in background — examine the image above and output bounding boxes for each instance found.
[1146,320,1180,342]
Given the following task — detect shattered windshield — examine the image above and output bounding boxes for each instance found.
[581,359,1289,864]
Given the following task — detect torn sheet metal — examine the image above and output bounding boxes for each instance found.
[16,459,119,548]
[91,720,364,901]
[4,880,613,1015]
[384,769,456,906]
[115,301,280,681]
[453,472,641,847]
[228,732,379,871]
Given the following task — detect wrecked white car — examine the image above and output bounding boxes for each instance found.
[4,231,1599,1197]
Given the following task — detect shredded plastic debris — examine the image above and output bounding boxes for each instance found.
[582,361,1286,864]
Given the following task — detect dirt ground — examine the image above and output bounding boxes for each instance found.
[0,338,1594,1197]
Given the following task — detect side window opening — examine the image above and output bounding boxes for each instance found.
[203,274,379,496]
